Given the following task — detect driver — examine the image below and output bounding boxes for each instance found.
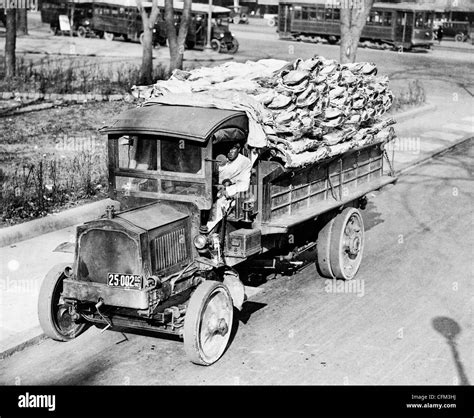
[207,142,252,231]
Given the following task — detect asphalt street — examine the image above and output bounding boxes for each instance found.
[0,140,472,385]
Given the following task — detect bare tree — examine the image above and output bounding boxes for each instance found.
[5,8,17,78]
[136,0,161,84]
[339,0,374,63]
[164,0,192,72]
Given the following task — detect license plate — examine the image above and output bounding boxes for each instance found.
[107,273,142,290]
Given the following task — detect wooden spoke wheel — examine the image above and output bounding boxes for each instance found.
[184,281,233,365]
[76,26,87,38]
[317,208,365,280]
[104,31,114,42]
[228,38,239,54]
[38,263,86,341]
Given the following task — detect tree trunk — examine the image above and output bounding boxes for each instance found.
[339,0,374,64]
[165,0,192,73]
[5,8,17,78]
[137,0,160,84]
[140,25,154,84]
[17,9,28,36]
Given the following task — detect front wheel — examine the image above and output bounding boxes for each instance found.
[104,31,114,42]
[454,33,465,42]
[76,26,87,38]
[38,263,87,341]
[183,281,234,365]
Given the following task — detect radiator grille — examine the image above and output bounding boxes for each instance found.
[152,226,189,272]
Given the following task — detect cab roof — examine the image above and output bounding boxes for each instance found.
[102,104,248,142]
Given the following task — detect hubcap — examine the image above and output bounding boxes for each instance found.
[200,289,232,361]
[341,213,363,276]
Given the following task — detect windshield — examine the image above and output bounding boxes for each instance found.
[115,135,207,199]
[117,136,202,174]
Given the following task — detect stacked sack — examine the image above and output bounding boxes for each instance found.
[139,56,396,168]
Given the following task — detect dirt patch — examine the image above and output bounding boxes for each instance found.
[0,101,134,227]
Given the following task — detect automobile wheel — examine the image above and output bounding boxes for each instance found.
[454,33,465,42]
[104,31,114,42]
[77,26,87,38]
[38,263,87,341]
[317,207,365,280]
[233,16,239,24]
[183,281,234,365]
[228,38,239,54]
[268,18,276,27]
[327,35,338,45]
[139,32,145,45]
[210,39,221,53]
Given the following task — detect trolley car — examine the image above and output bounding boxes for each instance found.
[278,1,435,50]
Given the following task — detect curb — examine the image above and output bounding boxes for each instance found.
[1,136,472,360]
[0,327,47,361]
[0,198,120,248]
[395,135,473,175]
[391,103,437,123]
[0,91,129,102]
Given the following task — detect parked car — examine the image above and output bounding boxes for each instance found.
[442,21,472,42]
[229,6,249,24]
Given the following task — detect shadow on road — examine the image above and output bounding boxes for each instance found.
[363,200,385,231]
[432,316,470,386]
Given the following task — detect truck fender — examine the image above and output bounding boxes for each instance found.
[53,242,75,253]
[223,269,246,311]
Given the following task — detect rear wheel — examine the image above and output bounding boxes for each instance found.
[183,281,234,365]
[38,263,87,341]
[317,207,365,280]
[228,38,239,54]
[210,39,221,53]
[454,33,465,42]
[104,31,114,42]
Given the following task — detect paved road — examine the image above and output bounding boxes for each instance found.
[0,140,472,385]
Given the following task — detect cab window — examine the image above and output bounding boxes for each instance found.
[160,139,202,174]
[118,136,157,171]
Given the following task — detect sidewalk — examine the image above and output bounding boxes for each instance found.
[0,29,234,63]
[0,91,472,360]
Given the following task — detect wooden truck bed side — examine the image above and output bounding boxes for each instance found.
[256,142,396,234]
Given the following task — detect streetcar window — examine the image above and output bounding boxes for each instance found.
[309,9,317,21]
[415,12,430,28]
[325,8,333,21]
[316,10,324,21]
[333,8,340,20]
[294,9,302,20]
[302,7,309,20]
[111,7,119,17]
[383,12,393,26]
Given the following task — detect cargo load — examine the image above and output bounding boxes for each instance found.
[133,56,396,168]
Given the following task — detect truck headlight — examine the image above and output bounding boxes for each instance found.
[193,234,208,250]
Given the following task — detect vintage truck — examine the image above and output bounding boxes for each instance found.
[38,104,396,365]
